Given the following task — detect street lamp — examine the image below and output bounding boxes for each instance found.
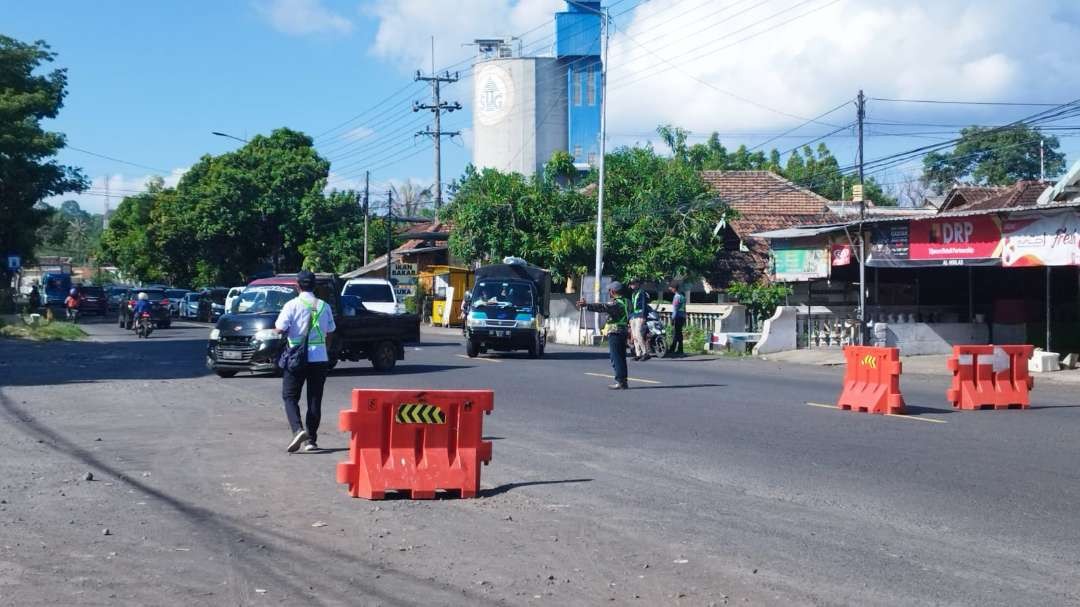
[211,131,248,144]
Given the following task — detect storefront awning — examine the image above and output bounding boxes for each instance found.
[752,224,848,239]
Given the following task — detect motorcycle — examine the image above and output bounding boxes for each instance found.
[135,312,154,338]
[626,310,668,359]
[644,310,667,358]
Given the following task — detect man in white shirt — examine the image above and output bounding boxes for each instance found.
[274,270,336,453]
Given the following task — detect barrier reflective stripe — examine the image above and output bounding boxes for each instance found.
[836,346,906,415]
[337,389,493,499]
[946,345,1033,410]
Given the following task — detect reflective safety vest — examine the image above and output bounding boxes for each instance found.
[606,297,630,331]
[288,298,326,347]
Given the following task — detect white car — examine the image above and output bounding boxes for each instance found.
[341,278,402,315]
[224,286,244,315]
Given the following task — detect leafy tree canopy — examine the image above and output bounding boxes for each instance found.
[0,35,86,290]
[657,124,895,206]
[921,125,1065,194]
[446,145,732,286]
[102,128,392,286]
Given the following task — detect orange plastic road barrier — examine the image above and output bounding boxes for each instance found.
[836,346,906,414]
[946,345,1034,410]
[336,389,493,499]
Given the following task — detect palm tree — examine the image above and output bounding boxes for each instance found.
[391,180,433,218]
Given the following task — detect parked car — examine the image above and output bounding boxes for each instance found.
[179,292,203,320]
[117,287,171,329]
[197,287,229,322]
[165,288,190,317]
[341,278,403,315]
[206,273,420,378]
[78,285,108,316]
[106,286,129,313]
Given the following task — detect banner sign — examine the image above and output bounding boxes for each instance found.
[1001,211,1080,267]
[830,244,852,266]
[771,247,829,281]
[391,263,418,285]
[909,216,1002,264]
[868,219,1002,267]
[866,224,910,267]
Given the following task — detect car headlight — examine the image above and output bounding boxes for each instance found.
[515,318,537,329]
[254,329,281,341]
[467,316,485,328]
[209,328,220,340]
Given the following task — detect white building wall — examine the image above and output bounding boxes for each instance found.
[473,57,567,177]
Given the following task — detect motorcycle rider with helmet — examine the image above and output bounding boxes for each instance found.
[131,292,152,331]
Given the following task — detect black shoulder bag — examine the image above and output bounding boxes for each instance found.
[277,304,314,372]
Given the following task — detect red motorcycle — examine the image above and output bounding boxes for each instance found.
[136,312,154,338]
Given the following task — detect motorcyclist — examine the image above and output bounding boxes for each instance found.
[64,288,82,323]
[131,292,152,329]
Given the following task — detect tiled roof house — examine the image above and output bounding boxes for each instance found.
[700,170,839,286]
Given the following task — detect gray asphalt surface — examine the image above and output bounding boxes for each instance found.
[1,318,1078,606]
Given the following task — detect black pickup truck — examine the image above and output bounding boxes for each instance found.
[205,273,421,378]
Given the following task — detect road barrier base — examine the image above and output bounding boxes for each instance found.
[946,345,1033,411]
[836,346,906,415]
[337,389,493,500]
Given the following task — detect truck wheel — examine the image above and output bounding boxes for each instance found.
[370,340,397,372]
[215,370,238,378]
[528,332,540,358]
[466,339,480,358]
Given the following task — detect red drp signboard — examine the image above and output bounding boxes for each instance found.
[908,216,1002,262]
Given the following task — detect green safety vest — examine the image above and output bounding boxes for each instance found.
[288,298,326,347]
[606,297,630,330]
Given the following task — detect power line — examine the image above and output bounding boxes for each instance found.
[66,146,171,174]
[870,97,1068,107]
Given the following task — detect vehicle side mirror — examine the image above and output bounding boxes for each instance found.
[341,295,365,316]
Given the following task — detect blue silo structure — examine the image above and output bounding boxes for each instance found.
[556,1,602,170]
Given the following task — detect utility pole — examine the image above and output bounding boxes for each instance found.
[386,189,394,282]
[592,6,610,304]
[362,171,370,266]
[856,90,867,345]
[1040,138,1046,181]
[414,38,461,210]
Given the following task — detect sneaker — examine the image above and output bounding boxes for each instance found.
[287,429,309,453]
[608,383,629,390]
[301,441,320,453]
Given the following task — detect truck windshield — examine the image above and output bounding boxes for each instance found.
[232,285,298,314]
[471,280,535,308]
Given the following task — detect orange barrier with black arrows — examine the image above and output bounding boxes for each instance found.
[946,345,1034,410]
[337,389,494,500]
[836,346,906,415]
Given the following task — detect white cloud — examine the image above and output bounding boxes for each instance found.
[343,126,376,141]
[604,0,1079,136]
[46,169,187,215]
[365,0,562,71]
[257,0,352,36]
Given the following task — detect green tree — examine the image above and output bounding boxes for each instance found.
[100,189,166,282]
[299,189,392,274]
[921,125,1065,194]
[0,35,86,307]
[446,147,732,287]
[391,180,433,217]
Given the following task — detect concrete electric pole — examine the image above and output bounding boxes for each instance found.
[413,39,461,210]
[856,90,867,345]
[593,6,610,305]
[363,170,370,267]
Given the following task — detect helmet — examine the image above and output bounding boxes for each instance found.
[69,288,78,295]
[138,292,148,300]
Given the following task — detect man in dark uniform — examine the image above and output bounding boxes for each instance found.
[577,281,632,390]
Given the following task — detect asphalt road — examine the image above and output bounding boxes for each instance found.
[1,318,1079,606]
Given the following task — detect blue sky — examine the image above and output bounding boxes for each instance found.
[9,0,1080,214]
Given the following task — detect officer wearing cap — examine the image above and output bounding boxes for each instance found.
[273,270,336,453]
[577,281,632,390]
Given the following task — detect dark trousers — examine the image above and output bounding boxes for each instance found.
[282,362,328,441]
[608,331,628,386]
[672,317,685,353]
